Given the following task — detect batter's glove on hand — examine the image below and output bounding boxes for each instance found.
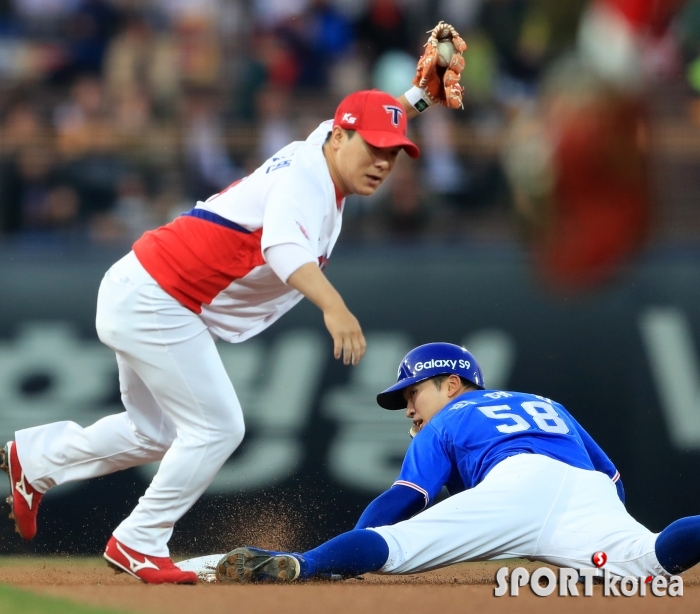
[404,21,467,112]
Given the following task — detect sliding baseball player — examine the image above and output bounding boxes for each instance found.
[179,343,700,584]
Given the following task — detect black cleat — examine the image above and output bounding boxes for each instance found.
[216,547,301,584]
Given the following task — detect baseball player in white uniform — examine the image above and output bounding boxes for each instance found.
[0,23,468,584]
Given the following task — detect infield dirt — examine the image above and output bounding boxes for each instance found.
[1,557,698,614]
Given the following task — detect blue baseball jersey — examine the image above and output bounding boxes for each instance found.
[395,389,619,506]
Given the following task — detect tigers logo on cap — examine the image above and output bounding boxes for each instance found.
[383,105,403,127]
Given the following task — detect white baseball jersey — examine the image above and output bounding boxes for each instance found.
[13,120,347,560]
[133,120,343,343]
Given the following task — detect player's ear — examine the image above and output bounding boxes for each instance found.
[330,126,345,150]
[447,374,462,397]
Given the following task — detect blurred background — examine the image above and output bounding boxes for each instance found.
[2,0,700,557]
[0,0,694,253]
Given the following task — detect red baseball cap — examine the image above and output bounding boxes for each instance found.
[333,90,420,159]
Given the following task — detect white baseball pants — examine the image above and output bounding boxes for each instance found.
[372,454,666,578]
[15,251,245,557]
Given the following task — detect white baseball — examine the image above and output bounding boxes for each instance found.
[437,40,455,68]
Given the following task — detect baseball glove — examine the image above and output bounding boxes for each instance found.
[413,21,467,110]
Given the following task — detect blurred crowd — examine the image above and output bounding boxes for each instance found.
[0,0,696,247]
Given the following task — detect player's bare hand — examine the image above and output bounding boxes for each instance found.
[285,263,365,364]
[323,306,366,365]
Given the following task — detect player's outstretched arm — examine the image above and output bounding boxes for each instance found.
[287,262,366,365]
[396,94,421,121]
[354,484,427,529]
[355,426,451,529]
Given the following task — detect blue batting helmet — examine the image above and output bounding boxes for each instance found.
[377,342,485,410]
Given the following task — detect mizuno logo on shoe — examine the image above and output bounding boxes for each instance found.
[15,471,33,510]
[116,542,159,574]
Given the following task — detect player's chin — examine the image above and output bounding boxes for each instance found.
[357,176,384,195]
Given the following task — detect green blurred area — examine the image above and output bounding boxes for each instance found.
[0,584,131,614]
